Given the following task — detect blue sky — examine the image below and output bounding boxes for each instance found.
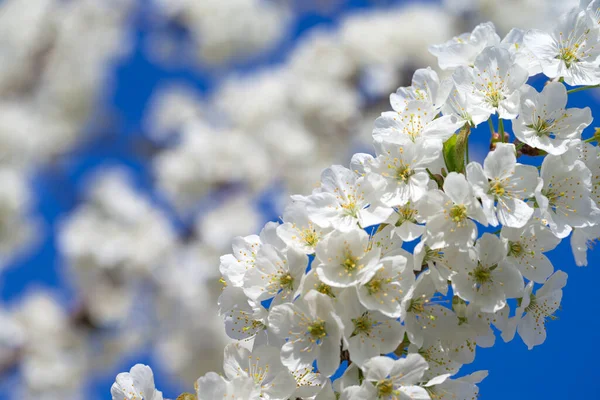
[1,1,599,399]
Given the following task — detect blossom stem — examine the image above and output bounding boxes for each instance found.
[515,142,525,150]
[498,118,505,143]
[466,137,470,165]
[585,136,597,143]
[487,117,495,137]
[566,84,600,94]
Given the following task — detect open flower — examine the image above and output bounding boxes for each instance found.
[345,354,430,400]
[373,100,463,146]
[390,67,452,111]
[336,289,405,367]
[294,165,392,232]
[315,228,382,288]
[452,233,524,313]
[524,8,600,86]
[467,143,538,228]
[277,203,332,254]
[357,253,414,318]
[513,83,592,155]
[268,290,344,377]
[222,343,296,400]
[366,139,442,206]
[429,22,501,70]
[502,271,567,349]
[243,244,308,304]
[111,364,163,400]
[452,46,528,120]
[536,152,600,238]
[418,172,488,248]
[501,222,560,283]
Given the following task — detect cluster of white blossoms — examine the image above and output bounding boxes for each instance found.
[0,0,134,273]
[147,0,290,65]
[113,2,600,399]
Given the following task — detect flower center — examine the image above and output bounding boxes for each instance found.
[471,264,493,286]
[279,273,294,290]
[557,46,581,68]
[376,379,396,397]
[542,188,565,208]
[351,313,373,337]
[316,283,335,297]
[489,181,506,197]
[301,228,319,247]
[408,297,427,313]
[396,164,414,183]
[484,82,505,108]
[307,320,327,339]
[527,115,557,137]
[342,252,359,273]
[508,241,523,257]
[395,204,418,226]
[523,293,558,320]
[341,195,359,217]
[422,246,443,265]
[449,204,468,223]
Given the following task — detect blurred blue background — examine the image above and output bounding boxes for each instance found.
[0,0,598,399]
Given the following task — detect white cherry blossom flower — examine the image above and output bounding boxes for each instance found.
[351,354,431,400]
[429,22,501,70]
[365,139,442,207]
[570,224,600,266]
[513,83,592,155]
[452,233,524,313]
[243,244,308,304]
[111,364,163,400]
[390,67,452,111]
[568,130,600,265]
[467,143,538,228]
[501,28,542,76]
[293,165,392,232]
[277,203,332,254]
[501,222,560,283]
[373,100,463,146]
[196,372,260,400]
[524,8,600,86]
[413,241,474,295]
[220,234,261,287]
[336,288,405,367]
[578,140,600,206]
[423,371,488,400]
[298,268,342,299]
[444,302,504,364]
[219,286,268,341]
[357,253,414,318]
[409,341,461,379]
[441,84,490,127]
[402,272,458,348]
[503,271,567,349]
[418,172,488,248]
[289,367,335,400]
[387,201,426,242]
[536,152,600,238]
[452,46,529,120]
[315,228,382,288]
[268,290,344,377]
[222,343,296,400]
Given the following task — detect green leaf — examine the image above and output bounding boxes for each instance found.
[455,124,471,170]
[443,124,470,174]
[443,134,460,173]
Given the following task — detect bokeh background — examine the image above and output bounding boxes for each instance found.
[0,0,598,399]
